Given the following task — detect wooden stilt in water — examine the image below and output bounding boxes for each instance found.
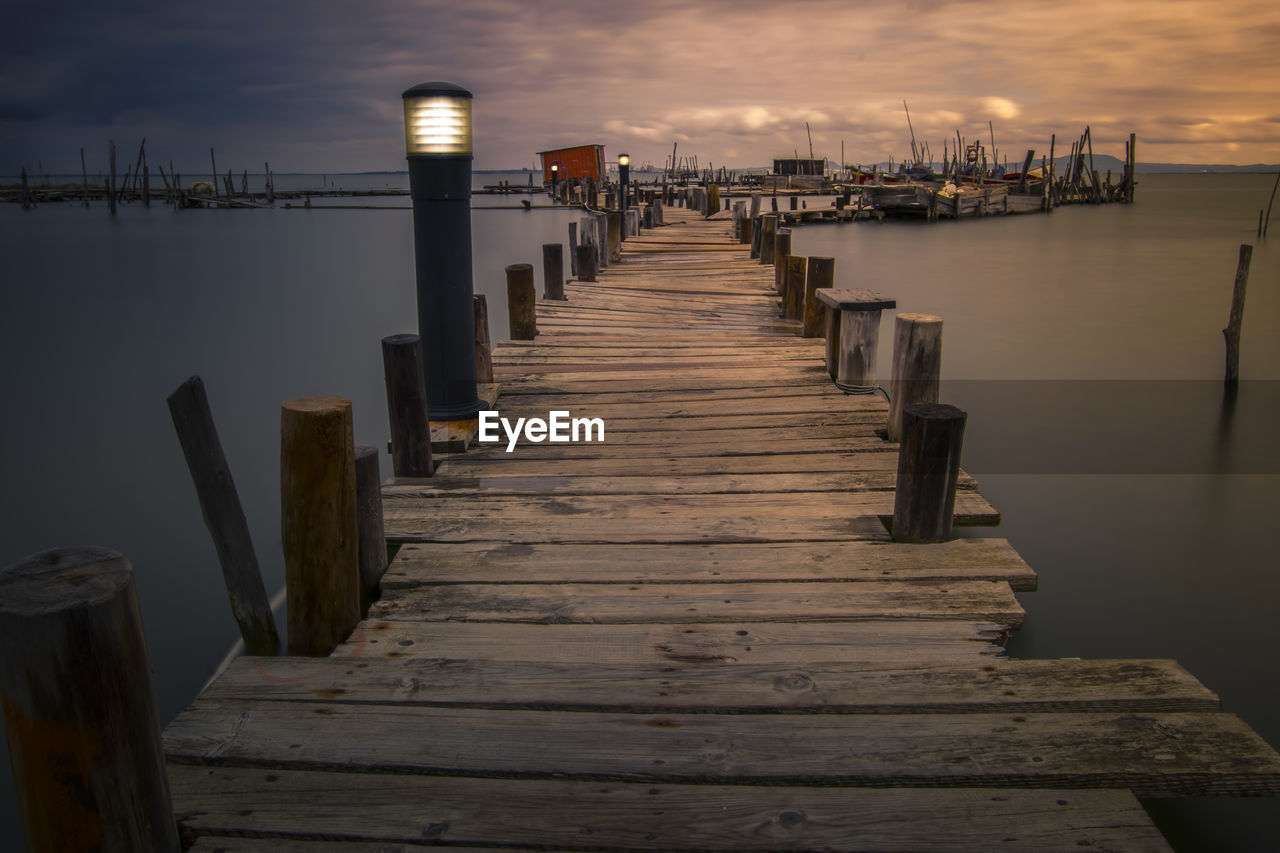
[108,139,117,215]
[280,396,359,656]
[167,376,280,656]
[506,263,537,340]
[887,314,944,442]
[1222,243,1253,390]
[0,548,180,851]
[773,228,792,295]
[381,334,434,478]
[892,402,967,543]
[80,147,90,207]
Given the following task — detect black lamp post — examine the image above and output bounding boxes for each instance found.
[550,162,559,200]
[402,81,481,421]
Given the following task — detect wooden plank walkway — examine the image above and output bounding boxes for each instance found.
[165,205,1280,851]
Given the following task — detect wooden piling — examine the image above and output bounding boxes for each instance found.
[381,334,434,478]
[0,548,179,852]
[774,228,792,294]
[576,243,597,282]
[354,445,386,616]
[1222,243,1253,390]
[892,402,967,543]
[542,243,566,300]
[784,255,807,321]
[166,376,280,656]
[79,147,90,207]
[759,215,779,265]
[506,263,537,341]
[606,212,622,262]
[739,214,753,246]
[803,256,834,338]
[474,295,494,384]
[280,396,359,657]
[568,221,578,277]
[707,184,720,218]
[887,314,944,442]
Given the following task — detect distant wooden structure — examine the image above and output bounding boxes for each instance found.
[538,144,606,184]
[773,157,826,176]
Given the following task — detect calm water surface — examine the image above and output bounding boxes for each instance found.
[1,172,1277,849]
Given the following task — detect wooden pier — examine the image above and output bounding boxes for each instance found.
[159,204,1280,850]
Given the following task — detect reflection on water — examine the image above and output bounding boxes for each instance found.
[1,173,1277,849]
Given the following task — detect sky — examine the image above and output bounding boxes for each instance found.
[3,0,1279,175]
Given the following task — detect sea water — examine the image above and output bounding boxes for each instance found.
[0,172,1276,849]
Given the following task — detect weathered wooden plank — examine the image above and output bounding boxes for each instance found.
[333,619,1010,665]
[203,656,1217,714]
[381,538,1036,591]
[173,767,1174,852]
[480,392,883,420]
[386,469,977,496]
[163,701,1280,797]
[381,491,1000,543]
[369,579,1026,627]
[444,432,896,457]
[432,447,906,476]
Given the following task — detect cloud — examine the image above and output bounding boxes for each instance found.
[979,97,1021,120]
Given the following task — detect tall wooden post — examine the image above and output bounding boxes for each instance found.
[381,334,434,478]
[506,263,537,340]
[542,243,565,300]
[887,313,944,442]
[281,397,359,656]
[892,403,967,543]
[354,445,386,616]
[606,212,622,262]
[167,376,279,656]
[1223,244,1253,390]
[803,256,834,338]
[0,548,179,851]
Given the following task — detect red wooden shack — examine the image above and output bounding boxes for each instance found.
[538,145,606,183]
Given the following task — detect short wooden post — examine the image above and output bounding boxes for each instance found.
[542,243,565,300]
[774,228,792,294]
[749,191,761,218]
[824,307,841,378]
[568,221,579,277]
[803,256,834,338]
[381,334,434,477]
[506,262,537,340]
[281,397,359,656]
[0,548,179,851]
[707,184,720,217]
[816,289,897,392]
[473,294,494,383]
[606,212,622,261]
[354,445,386,616]
[784,254,807,321]
[892,403,967,543]
[1223,243,1253,390]
[887,313,944,442]
[739,214,753,246]
[576,243,597,282]
[759,214,779,265]
[595,213,608,269]
[167,375,279,656]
